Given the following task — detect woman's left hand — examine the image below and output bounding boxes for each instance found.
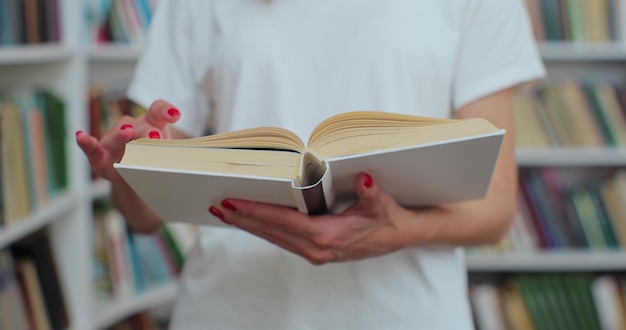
[209,172,416,265]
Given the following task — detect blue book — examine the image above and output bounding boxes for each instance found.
[0,0,14,45]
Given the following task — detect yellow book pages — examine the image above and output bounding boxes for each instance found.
[131,111,498,161]
[121,144,302,180]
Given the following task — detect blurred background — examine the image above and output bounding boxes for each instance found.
[1,0,626,329]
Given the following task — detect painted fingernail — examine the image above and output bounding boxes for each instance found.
[221,200,237,212]
[121,124,133,130]
[75,130,83,137]
[167,108,180,117]
[364,173,373,188]
[209,206,224,220]
[149,131,161,139]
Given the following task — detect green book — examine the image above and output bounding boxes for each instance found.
[40,90,68,192]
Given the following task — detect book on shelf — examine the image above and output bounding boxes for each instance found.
[9,229,69,330]
[92,198,196,300]
[523,0,625,43]
[86,0,157,45]
[470,273,614,330]
[0,89,67,227]
[480,167,626,254]
[114,111,505,225]
[0,0,61,46]
[514,81,626,149]
[0,250,30,330]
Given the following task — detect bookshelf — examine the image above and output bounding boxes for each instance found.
[0,1,182,329]
[2,0,626,329]
[467,251,626,272]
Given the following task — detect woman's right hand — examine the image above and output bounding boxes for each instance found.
[75,99,181,183]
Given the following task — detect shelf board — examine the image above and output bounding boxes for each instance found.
[93,282,178,330]
[0,191,76,249]
[92,179,111,200]
[538,42,626,61]
[0,44,72,65]
[87,45,142,62]
[516,148,626,167]
[467,251,626,272]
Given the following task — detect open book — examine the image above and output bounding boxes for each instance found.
[114,111,505,226]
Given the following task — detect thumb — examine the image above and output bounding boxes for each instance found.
[354,172,380,202]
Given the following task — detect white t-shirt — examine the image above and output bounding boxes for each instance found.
[128,1,545,329]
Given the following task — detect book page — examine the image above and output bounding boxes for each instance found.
[309,116,500,160]
[131,126,306,152]
[120,144,302,180]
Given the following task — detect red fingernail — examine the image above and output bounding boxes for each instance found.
[149,131,161,139]
[167,108,180,117]
[121,124,133,130]
[75,130,83,137]
[221,200,237,212]
[364,173,373,188]
[209,206,224,220]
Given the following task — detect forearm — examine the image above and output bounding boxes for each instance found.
[401,175,517,247]
[400,87,518,247]
[110,125,190,233]
[111,180,163,233]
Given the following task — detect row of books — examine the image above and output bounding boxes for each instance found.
[0,0,61,46]
[93,198,196,300]
[85,0,158,45]
[0,89,68,227]
[471,273,625,330]
[0,230,68,330]
[491,168,626,253]
[524,0,626,42]
[514,81,626,148]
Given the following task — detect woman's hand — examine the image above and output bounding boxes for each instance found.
[75,99,181,183]
[209,173,417,265]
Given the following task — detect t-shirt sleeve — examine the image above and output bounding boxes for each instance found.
[126,0,213,137]
[452,0,546,110]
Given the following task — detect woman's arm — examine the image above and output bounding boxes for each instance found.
[399,87,517,247]
[210,88,518,264]
[76,100,190,233]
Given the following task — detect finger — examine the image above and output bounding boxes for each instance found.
[144,99,181,129]
[75,130,103,160]
[220,199,319,237]
[76,130,116,175]
[129,120,164,139]
[214,206,336,265]
[343,172,391,218]
[354,172,381,201]
[100,121,137,156]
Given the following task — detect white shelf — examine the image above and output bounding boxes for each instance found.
[0,191,77,249]
[87,45,142,62]
[516,148,626,167]
[538,42,626,61]
[91,180,111,200]
[0,44,72,65]
[467,251,626,272]
[93,282,178,330]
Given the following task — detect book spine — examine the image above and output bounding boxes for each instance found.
[292,160,334,215]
